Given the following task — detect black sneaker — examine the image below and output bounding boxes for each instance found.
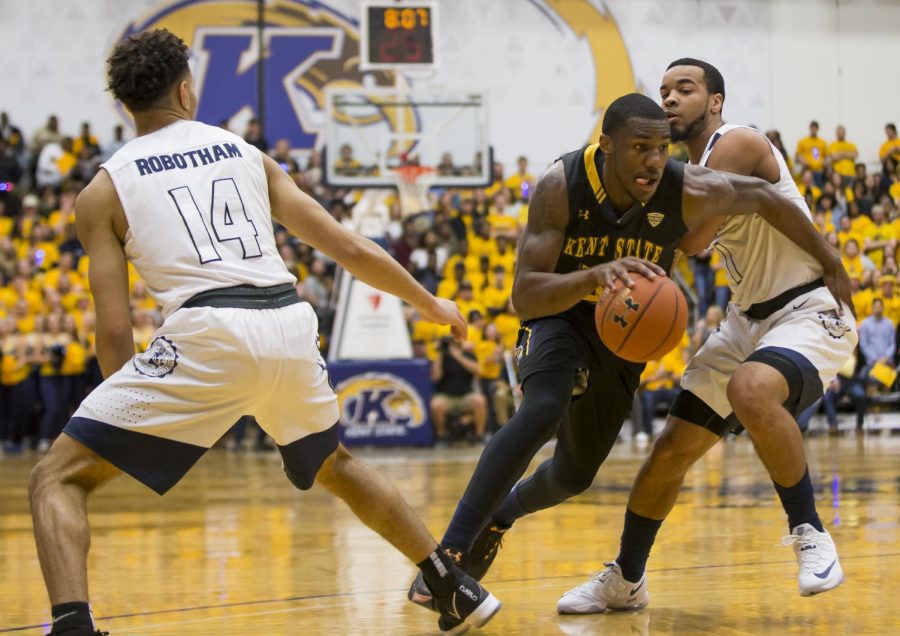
[434,568,502,635]
[47,627,108,636]
[408,548,467,612]
[467,523,510,581]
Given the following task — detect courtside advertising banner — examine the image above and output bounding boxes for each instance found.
[329,359,434,446]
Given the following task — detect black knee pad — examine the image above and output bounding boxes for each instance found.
[745,346,823,416]
[669,390,736,437]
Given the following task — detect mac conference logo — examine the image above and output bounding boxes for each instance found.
[113,0,402,150]
[336,373,426,437]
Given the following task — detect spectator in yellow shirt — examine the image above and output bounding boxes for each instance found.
[71,122,100,158]
[827,125,858,184]
[879,123,900,169]
[491,235,517,274]
[455,282,486,321]
[1,318,39,451]
[504,156,535,202]
[333,143,362,176]
[482,266,512,318]
[812,209,835,236]
[850,274,873,320]
[795,120,827,185]
[475,322,514,430]
[436,261,467,300]
[493,299,520,350]
[797,169,821,201]
[875,275,900,325]
[483,161,505,199]
[842,238,875,287]
[863,205,895,269]
[636,347,686,443]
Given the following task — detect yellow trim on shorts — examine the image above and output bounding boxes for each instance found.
[521,325,533,355]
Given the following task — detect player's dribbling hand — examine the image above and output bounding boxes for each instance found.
[592,257,666,290]
[823,258,856,319]
[419,297,468,341]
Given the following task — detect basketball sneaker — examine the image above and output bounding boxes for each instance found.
[557,562,649,614]
[47,626,108,636]
[46,611,108,636]
[408,524,509,611]
[433,568,502,635]
[408,547,466,611]
[467,523,510,580]
[781,523,844,596]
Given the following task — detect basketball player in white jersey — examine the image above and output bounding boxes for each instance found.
[28,30,499,636]
[557,59,857,614]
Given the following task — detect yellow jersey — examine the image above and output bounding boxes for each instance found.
[827,140,857,177]
[796,136,827,171]
[475,340,504,380]
[879,138,900,162]
[493,312,520,350]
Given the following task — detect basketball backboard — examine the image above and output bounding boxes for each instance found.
[323,87,491,188]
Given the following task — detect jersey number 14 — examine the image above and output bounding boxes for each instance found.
[168,178,262,264]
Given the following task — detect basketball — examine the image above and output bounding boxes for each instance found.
[595,275,688,362]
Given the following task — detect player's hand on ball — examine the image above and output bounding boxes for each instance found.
[419,297,468,341]
[592,257,666,290]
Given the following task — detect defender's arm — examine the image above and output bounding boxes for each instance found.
[263,154,466,339]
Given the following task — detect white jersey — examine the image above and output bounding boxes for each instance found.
[101,120,294,317]
[699,124,821,310]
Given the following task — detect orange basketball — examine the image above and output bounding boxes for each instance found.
[595,275,688,362]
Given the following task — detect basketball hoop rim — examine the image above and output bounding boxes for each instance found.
[392,165,437,184]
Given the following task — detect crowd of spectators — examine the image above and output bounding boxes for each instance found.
[0,110,898,454]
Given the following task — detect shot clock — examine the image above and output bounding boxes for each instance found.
[361,2,438,70]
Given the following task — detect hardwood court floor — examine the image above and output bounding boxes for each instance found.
[1,432,898,635]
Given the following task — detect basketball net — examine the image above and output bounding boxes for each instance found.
[392,165,436,217]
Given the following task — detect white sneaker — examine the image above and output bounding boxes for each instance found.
[634,432,649,448]
[781,523,844,596]
[557,562,649,614]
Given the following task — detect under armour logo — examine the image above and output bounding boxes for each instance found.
[614,314,629,327]
[578,209,590,221]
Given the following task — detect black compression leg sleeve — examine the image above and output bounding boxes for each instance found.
[441,370,574,552]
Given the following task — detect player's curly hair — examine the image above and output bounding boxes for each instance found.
[107,29,190,112]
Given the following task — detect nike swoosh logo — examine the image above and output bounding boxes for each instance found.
[449,593,461,619]
[53,611,78,623]
[814,560,837,579]
[629,580,645,595]
[793,299,811,310]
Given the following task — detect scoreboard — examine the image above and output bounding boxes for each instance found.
[361,2,437,70]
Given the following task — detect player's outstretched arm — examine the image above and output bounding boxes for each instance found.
[75,170,135,378]
[682,166,853,315]
[512,162,663,321]
[263,154,466,339]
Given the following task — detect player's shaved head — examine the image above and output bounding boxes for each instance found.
[107,29,190,112]
[602,93,668,135]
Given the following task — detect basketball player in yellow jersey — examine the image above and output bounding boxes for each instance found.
[558,59,857,615]
[28,29,499,636]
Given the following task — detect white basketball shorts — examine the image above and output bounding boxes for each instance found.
[65,300,340,494]
[680,286,858,421]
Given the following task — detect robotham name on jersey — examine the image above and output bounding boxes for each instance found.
[134,142,243,176]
